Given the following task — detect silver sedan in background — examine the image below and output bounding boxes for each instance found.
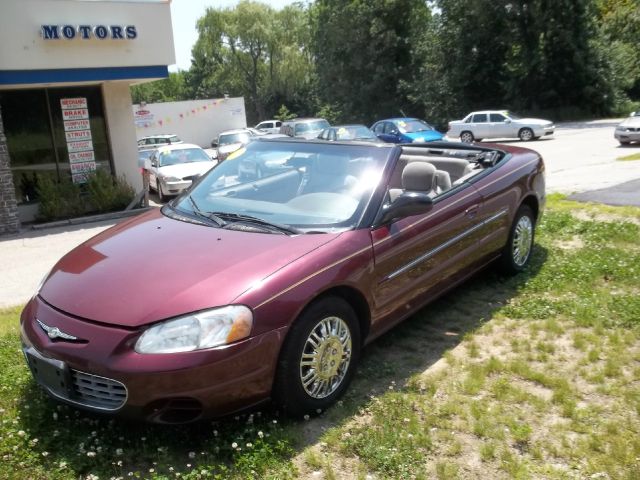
[614,111,640,145]
[448,110,554,143]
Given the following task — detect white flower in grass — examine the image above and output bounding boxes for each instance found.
[115,448,123,456]
[17,430,26,437]
[246,443,253,448]
[87,451,96,458]
[188,451,196,459]
[59,461,67,469]
[42,451,49,457]
[231,442,238,449]
[257,431,264,439]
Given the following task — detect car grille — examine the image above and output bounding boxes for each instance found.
[71,369,127,410]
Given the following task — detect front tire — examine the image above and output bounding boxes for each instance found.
[460,131,475,143]
[273,296,361,417]
[519,128,534,141]
[157,180,166,202]
[499,205,535,274]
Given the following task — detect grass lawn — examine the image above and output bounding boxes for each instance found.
[617,152,640,161]
[1,195,639,479]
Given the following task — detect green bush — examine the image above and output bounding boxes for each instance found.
[36,171,135,222]
[86,169,135,213]
[36,175,85,221]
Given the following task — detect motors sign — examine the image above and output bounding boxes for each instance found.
[41,25,138,41]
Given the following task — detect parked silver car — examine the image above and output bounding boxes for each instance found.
[254,119,283,134]
[614,111,640,145]
[448,110,554,143]
[280,118,330,139]
[137,134,183,151]
[147,144,217,201]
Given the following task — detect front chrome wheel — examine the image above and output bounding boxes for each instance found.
[512,215,533,266]
[519,128,533,141]
[460,131,474,143]
[300,316,352,399]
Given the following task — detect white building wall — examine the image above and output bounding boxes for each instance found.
[103,82,143,191]
[0,0,175,72]
[133,98,247,149]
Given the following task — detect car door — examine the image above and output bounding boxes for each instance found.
[488,112,511,138]
[377,122,401,143]
[471,113,489,138]
[369,172,485,337]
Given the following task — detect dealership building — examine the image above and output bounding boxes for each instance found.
[0,0,175,233]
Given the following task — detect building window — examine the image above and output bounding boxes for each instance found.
[0,85,112,204]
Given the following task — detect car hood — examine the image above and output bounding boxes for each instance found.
[158,162,215,179]
[402,130,444,142]
[39,209,340,327]
[218,143,244,155]
[514,118,552,126]
[619,116,640,127]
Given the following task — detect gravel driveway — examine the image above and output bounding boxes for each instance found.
[2,119,639,308]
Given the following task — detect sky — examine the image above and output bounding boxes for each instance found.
[169,0,300,72]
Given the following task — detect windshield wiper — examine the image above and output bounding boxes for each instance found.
[187,196,227,227]
[211,212,300,235]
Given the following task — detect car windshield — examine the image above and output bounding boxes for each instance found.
[219,133,251,145]
[336,126,377,140]
[296,120,330,134]
[159,148,211,167]
[171,141,389,232]
[396,119,434,133]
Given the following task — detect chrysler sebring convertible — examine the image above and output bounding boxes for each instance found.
[21,138,545,423]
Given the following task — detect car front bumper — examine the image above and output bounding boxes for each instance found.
[20,296,285,423]
[534,125,555,137]
[160,179,192,196]
[615,129,640,143]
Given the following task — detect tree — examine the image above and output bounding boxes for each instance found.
[130,72,188,104]
[311,0,432,124]
[187,1,315,123]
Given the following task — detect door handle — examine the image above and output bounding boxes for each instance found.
[465,205,479,218]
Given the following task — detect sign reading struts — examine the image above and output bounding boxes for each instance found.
[61,97,96,183]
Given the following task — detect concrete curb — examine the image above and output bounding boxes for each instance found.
[30,207,154,231]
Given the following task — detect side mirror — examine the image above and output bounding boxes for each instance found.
[504,118,512,123]
[211,141,218,148]
[376,191,433,226]
[390,129,400,135]
[631,111,637,117]
[151,159,159,168]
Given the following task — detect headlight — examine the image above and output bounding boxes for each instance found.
[135,305,253,354]
[163,176,182,182]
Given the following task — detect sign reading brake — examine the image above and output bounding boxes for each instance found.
[41,25,137,40]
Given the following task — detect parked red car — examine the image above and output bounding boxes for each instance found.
[21,138,545,423]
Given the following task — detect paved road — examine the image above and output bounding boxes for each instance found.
[2,119,639,308]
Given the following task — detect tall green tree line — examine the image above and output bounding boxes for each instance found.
[132,0,640,126]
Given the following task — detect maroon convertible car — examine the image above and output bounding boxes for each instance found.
[21,138,545,423]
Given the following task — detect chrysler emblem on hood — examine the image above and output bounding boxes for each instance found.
[36,319,78,341]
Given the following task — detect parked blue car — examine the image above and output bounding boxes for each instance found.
[371,118,444,143]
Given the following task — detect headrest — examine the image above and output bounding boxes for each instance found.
[315,154,349,174]
[402,162,436,191]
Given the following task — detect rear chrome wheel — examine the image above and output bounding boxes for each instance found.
[512,215,533,267]
[499,204,535,274]
[460,131,474,143]
[274,296,360,417]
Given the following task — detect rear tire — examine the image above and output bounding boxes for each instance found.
[273,296,360,417]
[499,205,535,274]
[460,131,474,143]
